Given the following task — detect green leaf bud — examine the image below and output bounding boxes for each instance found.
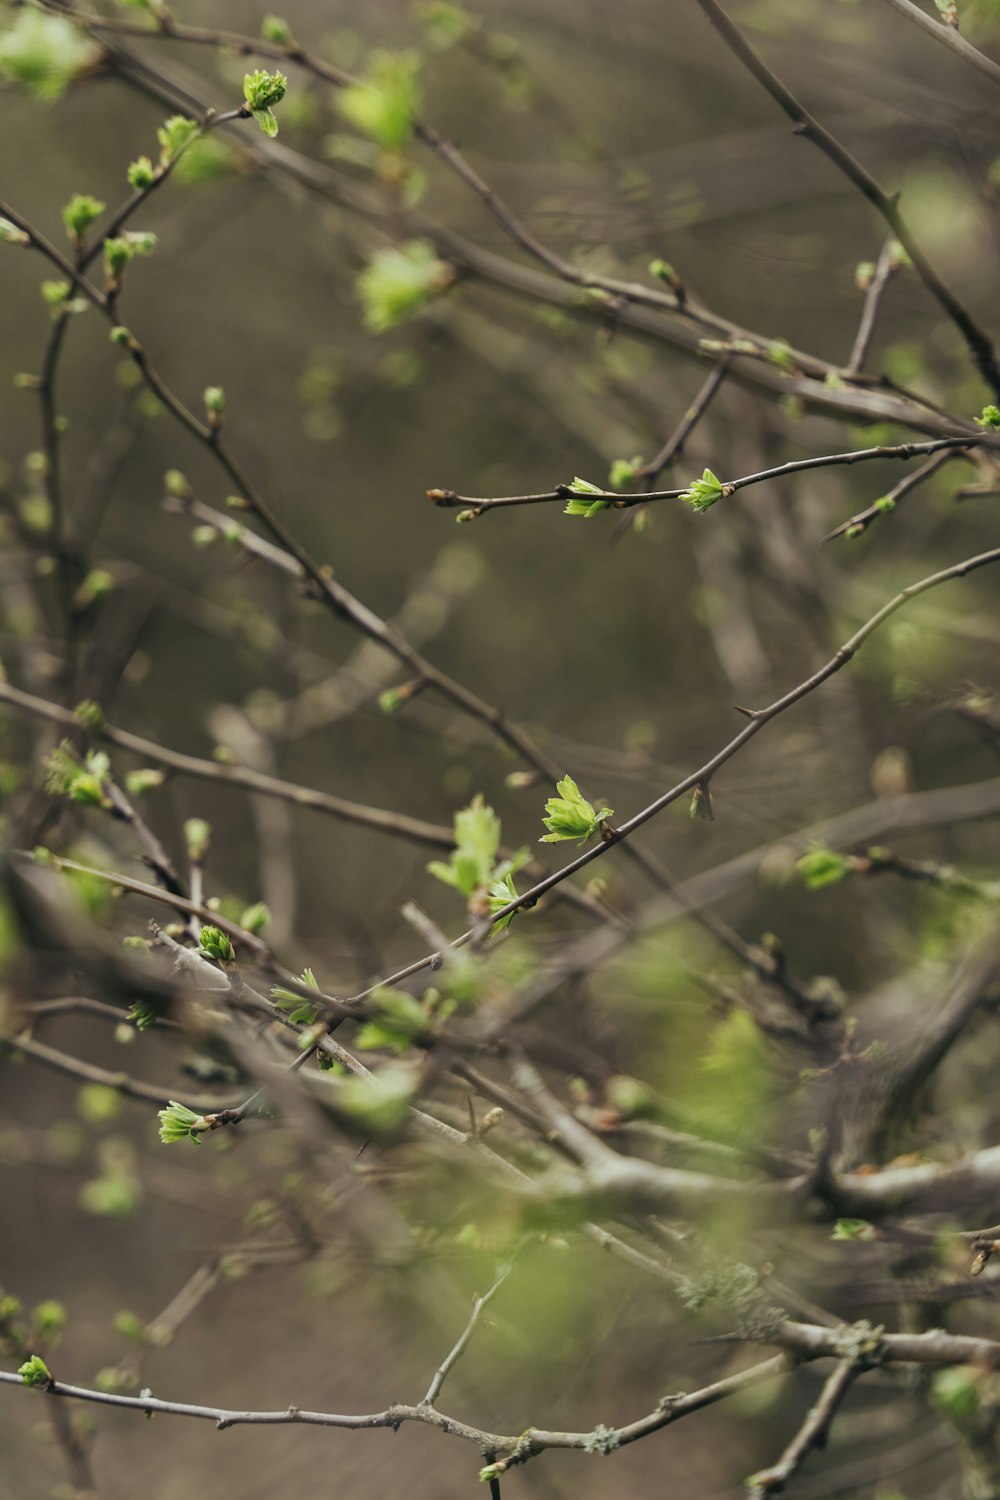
[164,469,192,499]
[240,902,270,934]
[0,216,30,246]
[184,817,211,860]
[62,192,105,243]
[157,1099,210,1145]
[539,775,612,844]
[608,455,644,491]
[18,1355,52,1387]
[198,924,234,963]
[124,768,166,796]
[681,468,726,513]
[203,385,225,426]
[156,115,199,164]
[41,279,72,306]
[103,236,133,279]
[797,844,853,890]
[563,476,611,518]
[261,14,293,44]
[127,155,156,190]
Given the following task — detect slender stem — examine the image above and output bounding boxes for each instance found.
[692,0,1000,397]
[431,436,987,515]
[879,0,1000,88]
[846,239,899,378]
[747,1358,860,1497]
[422,1268,511,1406]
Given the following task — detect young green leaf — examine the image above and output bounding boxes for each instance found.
[157,1100,210,1145]
[357,240,453,333]
[797,845,853,891]
[563,476,611,518]
[18,1354,52,1387]
[62,193,105,243]
[608,456,644,491]
[0,11,100,101]
[271,967,321,1026]
[198,925,235,963]
[156,115,199,165]
[354,987,428,1053]
[681,468,725,513]
[339,50,421,150]
[539,775,612,844]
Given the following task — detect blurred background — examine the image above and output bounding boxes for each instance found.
[1,0,1000,1495]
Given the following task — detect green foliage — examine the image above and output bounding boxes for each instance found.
[124,767,165,796]
[797,845,852,890]
[31,1301,66,1345]
[172,135,236,186]
[428,794,529,928]
[203,385,225,420]
[335,1064,419,1134]
[0,216,29,246]
[932,1366,981,1423]
[272,967,321,1025]
[243,68,287,137]
[41,279,71,307]
[339,50,421,150]
[0,10,99,101]
[184,817,210,859]
[74,568,115,608]
[124,230,156,257]
[357,239,452,332]
[355,987,429,1052]
[563,475,611,518]
[487,871,521,931]
[61,192,104,242]
[156,115,199,165]
[113,1310,146,1344]
[539,775,612,844]
[240,902,270,934]
[428,793,500,897]
[681,468,725,513]
[103,236,132,278]
[198,925,235,963]
[44,743,111,808]
[127,155,155,189]
[18,1354,51,1387]
[648,257,682,292]
[608,455,644,491]
[832,1218,873,1241]
[976,404,1000,430]
[261,14,293,45]
[418,2,478,49]
[127,1001,158,1031]
[695,1007,774,1141]
[157,1101,210,1146]
[77,1083,122,1127]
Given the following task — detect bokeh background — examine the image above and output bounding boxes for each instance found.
[2,0,1000,1495]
